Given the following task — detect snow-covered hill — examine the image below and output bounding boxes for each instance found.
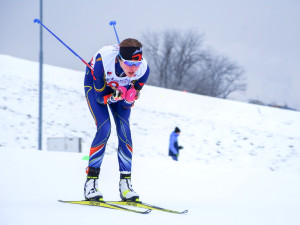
[1,54,299,172]
[0,55,300,225]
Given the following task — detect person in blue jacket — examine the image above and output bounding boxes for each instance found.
[83,38,150,202]
[169,127,183,161]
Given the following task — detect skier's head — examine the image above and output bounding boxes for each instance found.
[118,38,143,78]
[174,127,181,133]
[119,38,143,60]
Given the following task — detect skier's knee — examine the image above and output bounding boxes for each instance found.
[97,121,111,138]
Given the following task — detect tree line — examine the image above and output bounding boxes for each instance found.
[141,30,246,99]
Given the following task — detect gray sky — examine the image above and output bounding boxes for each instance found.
[1,0,300,110]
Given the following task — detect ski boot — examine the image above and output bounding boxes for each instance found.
[84,167,103,201]
[119,172,139,201]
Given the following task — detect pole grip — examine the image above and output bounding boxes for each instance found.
[109,21,120,44]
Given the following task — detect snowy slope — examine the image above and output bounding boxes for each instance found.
[0,55,300,225]
[0,54,299,172]
[1,149,300,225]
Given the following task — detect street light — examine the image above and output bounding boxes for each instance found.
[38,0,43,150]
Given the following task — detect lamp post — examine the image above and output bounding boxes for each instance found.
[38,0,43,150]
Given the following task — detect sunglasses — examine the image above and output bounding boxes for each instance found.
[119,54,142,67]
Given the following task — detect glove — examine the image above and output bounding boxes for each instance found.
[125,87,137,104]
[179,146,183,150]
[108,86,127,103]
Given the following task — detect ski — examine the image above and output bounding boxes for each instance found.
[106,200,188,214]
[58,200,151,214]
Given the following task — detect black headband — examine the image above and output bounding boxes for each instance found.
[119,47,142,61]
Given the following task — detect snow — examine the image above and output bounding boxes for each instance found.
[0,54,300,225]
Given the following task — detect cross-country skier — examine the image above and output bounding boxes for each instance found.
[83,38,150,201]
[169,127,183,161]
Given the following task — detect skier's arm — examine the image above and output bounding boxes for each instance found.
[92,53,116,105]
[174,141,180,152]
[126,66,150,103]
[133,66,150,92]
[122,66,150,107]
[176,141,183,150]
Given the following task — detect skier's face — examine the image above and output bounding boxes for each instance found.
[119,59,141,78]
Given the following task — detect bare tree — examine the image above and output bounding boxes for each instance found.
[195,54,246,98]
[141,29,246,98]
[142,30,206,89]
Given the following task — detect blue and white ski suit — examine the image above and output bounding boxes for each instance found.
[84,45,150,172]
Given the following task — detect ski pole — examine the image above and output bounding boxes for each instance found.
[109,21,120,44]
[33,18,93,71]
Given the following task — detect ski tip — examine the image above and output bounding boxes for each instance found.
[182,210,188,214]
[58,200,70,203]
[144,209,152,214]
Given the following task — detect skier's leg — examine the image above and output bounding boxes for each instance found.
[84,85,111,200]
[109,103,133,172]
[85,85,111,169]
[110,103,139,201]
[171,153,178,161]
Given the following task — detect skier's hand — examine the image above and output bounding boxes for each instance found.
[108,86,127,103]
[125,87,137,104]
[179,146,183,150]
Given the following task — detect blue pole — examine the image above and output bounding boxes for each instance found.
[33,19,93,71]
[109,21,120,44]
